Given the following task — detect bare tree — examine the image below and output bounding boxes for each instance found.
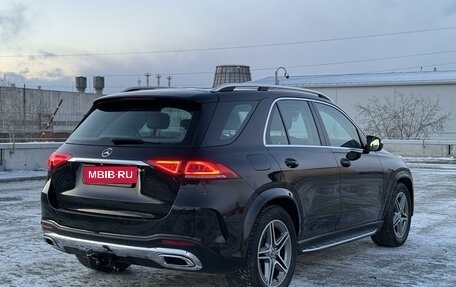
[355,92,450,139]
[1,74,13,86]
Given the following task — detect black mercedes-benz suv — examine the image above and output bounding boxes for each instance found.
[41,84,413,287]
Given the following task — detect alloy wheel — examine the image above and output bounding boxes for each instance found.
[257,220,292,287]
[393,191,409,238]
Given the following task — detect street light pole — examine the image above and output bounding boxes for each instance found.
[274,67,289,85]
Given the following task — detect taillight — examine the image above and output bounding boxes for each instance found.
[48,152,72,169]
[147,159,239,179]
[184,161,238,179]
[148,160,182,174]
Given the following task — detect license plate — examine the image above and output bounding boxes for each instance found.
[83,166,137,184]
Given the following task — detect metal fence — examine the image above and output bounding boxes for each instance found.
[0,129,72,143]
[0,112,83,143]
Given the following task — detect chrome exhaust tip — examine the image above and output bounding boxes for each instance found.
[158,254,198,270]
[43,235,56,246]
[43,235,65,251]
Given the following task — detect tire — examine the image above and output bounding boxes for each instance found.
[226,205,297,287]
[372,182,412,247]
[75,254,130,273]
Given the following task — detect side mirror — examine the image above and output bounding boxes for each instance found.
[366,135,383,152]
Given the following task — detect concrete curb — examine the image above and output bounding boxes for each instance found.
[0,176,47,183]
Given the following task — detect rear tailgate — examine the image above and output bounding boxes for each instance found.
[46,97,215,223]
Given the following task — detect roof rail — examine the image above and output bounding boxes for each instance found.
[212,84,333,102]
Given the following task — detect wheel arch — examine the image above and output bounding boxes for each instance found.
[240,187,300,257]
[397,176,414,216]
[384,169,414,218]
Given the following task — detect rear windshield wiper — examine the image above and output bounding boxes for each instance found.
[110,137,145,145]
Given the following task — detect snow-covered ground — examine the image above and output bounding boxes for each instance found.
[0,160,455,286]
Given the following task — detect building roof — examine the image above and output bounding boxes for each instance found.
[250,70,456,88]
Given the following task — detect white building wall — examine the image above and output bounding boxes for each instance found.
[311,84,456,139]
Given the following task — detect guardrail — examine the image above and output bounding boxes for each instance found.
[383,139,455,157]
[0,142,63,171]
[0,129,71,143]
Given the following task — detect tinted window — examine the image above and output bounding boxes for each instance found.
[266,100,321,146]
[67,100,199,146]
[203,101,256,146]
[277,100,320,146]
[315,103,362,148]
[220,104,252,140]
[266,105,288,145]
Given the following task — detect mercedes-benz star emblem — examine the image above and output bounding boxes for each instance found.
[101,148,113,158]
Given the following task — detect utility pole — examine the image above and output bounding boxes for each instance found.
[156,74,162,87]
[167,75,172,87]
[137,77,142,86]
[22,84,26,132]
[144,73,151,86]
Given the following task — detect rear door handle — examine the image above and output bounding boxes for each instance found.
[285,158,299,168]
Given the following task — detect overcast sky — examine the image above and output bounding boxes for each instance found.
[1,0,456,93]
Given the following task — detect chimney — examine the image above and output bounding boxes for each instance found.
[93,76,105,95]
[75,76,87,93]
[213,65,252,87]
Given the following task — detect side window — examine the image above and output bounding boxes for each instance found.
[315,103,362,148]
[265,100,321,146]
[220,104,252,140]
[266,105,288,144]
[277,100,321,146]
[203,101,257,146]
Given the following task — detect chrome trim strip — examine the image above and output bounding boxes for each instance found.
[68,157,148,166]
[43,232,202,271]
[43,220,166,241]
[264,144,327,148]
[265,144,365,155]
[263,97,366,147]
[301,230,377,253]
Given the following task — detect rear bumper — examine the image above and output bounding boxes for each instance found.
[44,232,202,271]
[41,172,253,273]
[41,219,243,274]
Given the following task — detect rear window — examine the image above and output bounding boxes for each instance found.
[67,100,200,146]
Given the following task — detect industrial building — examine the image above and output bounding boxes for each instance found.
[0,76,104,142]
[251,70,456,140]
[0,65,252,143]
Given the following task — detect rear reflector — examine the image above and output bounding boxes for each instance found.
[41,220,53,229]
[161,239,195,247]
[48,152,72,169]
[147,159,238,179]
